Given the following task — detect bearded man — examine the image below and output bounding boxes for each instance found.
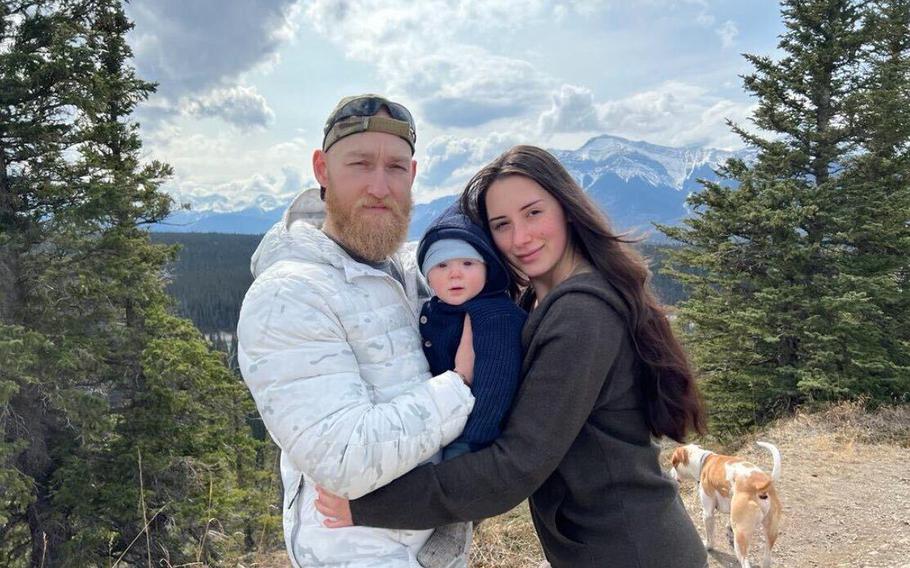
[237,95,475,567]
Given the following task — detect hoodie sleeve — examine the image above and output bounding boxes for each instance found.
[237,272,474,499]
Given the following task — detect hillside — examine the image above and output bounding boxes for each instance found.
[152,232,260,333]
[153,233,688,334]
[244,403,909,568]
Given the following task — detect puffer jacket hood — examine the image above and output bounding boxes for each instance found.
[416,204,510,296]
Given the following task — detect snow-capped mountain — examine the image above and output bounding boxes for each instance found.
[153,192,302,233]
[559,134,741,190]
[409,135,749,239]
[151,134,750,237]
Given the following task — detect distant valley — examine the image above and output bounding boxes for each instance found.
[153,232,687,337]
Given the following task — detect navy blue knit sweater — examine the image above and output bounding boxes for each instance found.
[417,205,527,448]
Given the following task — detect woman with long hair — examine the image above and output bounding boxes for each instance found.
[316,145,708,567]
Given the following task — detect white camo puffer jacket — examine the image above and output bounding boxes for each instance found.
[237,193,475,567]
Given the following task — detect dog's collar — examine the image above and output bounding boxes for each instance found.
[697,450,714,471]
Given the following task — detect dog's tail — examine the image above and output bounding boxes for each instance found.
[756,441,781,482]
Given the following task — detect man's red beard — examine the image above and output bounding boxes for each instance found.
[324,192,412,262]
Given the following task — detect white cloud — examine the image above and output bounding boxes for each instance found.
[141,125,314,209]
[301,0,743,133]
[599,82,753,148]
[538,85,600,134]
[416,131,525,201]
[181,86,275,130]
[599,82,707,133]
[716,20,738,48]
[409,50,550,128]
[553,4,569,21]
[127,0,298,128]
[562,0,610,17]
[552,0,616,20]
[163,166,314,213]
[538,81,753,149]
[303,0,553,128]
[128,0,298,97]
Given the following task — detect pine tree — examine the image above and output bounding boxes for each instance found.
[661,0,910,435]
[836,0,910,400]
[1,1,99,561]
[1,2,276,565]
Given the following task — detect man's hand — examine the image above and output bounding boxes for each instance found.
[454,314,474,385]
[315,486,353,528]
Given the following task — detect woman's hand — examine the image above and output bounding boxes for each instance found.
[315,486,353,528]
[454,314,474,385]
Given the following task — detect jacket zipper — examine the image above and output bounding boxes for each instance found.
[288,475,305,567]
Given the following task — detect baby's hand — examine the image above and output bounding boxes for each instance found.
[454,314,474,386]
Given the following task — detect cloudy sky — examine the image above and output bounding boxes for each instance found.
[125,0,784,212]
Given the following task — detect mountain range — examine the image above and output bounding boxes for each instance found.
[151,134,750,240]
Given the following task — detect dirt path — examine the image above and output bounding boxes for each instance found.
[676,406,910,568]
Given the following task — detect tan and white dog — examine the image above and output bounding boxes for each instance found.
[669,442,782,568]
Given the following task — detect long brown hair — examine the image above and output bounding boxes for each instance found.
[460,145,706,442]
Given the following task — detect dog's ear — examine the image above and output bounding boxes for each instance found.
[671,447,688,467]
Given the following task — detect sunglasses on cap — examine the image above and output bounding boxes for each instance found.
[322,94,416,152]
[325,95,415,133]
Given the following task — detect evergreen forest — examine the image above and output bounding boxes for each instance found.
[153,233,687,337]
[0,2,280,566]
[152,233,259,336]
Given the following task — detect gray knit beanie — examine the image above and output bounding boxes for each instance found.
[421,239,485,276]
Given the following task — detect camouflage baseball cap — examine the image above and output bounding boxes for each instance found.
[322,94,416,153]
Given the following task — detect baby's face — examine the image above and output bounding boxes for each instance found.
[427,258,487,305]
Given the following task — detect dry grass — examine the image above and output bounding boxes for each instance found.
[232,549,290,567]
[239,505,545,568]
[804,399,910,447]
[469,502,544,568]
[245,401,910,568]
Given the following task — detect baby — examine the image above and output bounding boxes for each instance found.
[418,205,527,459]
[415,205,527,567]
